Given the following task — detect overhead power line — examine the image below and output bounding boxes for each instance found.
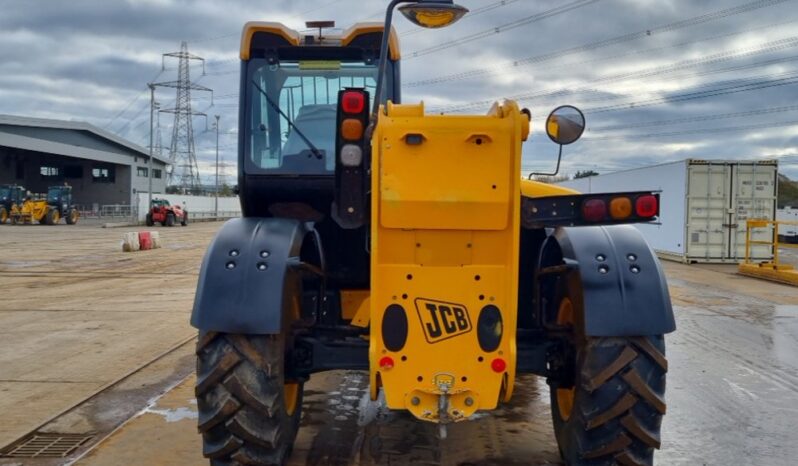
[585,71,798,114]
[586,119,798,140]
[590,105,798,131]
[432,35,798,113]
[103,69,164,129]
[406,0,604,58]
[407,0,793,85]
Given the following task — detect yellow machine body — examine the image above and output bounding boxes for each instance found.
[11,199,49,225]
[368,100,530,423]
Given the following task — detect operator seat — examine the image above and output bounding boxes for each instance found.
[282,104,337,172]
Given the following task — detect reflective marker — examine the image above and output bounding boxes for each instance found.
[379,356,395,370]
[341,118,364,140]
[341,91,365,114]
[582,199,607,222]
[609,197,632,219]
[340,144,363,166]
[635,194,658,218]
[491,358,507,373]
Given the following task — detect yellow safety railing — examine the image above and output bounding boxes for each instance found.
[740,219,798,286]
[743,219,798,267]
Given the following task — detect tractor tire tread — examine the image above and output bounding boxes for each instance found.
[203,433,242,459]
[585,345,638,391]
[614,451,646,466]
[196,333,300,466]
[552,336,667,466]
[582,433,632,459]
[223,373,280,417]
[620,413,660,449]
[621,370,666,415]
[198,390,241,432]
[630,337,668,372]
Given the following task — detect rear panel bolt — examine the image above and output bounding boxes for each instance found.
[229,249,239,257]
[411,396,420,406]
[627,253,637,261]
[257,262,268,271]
[630,265,640,274]
[598,265,609,274]
[260,250,270,258]
[225,261,236,270]
[464,397,474,407]
[596,254,606,262]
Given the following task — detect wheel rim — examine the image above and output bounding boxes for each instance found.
[284,292,302,416]
[52,211,60,223]
[70,210,77,222]
[284,383,299,415]
[556,297,576,421]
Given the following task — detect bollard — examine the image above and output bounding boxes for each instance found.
[150,231,162,249]
[139,231,153,250]
[122,232,140,252]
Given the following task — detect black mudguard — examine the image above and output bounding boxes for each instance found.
[191,217,311,334]
[540,225,676,336]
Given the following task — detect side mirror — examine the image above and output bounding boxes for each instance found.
[528,105,585,179]
[546,105,585,146]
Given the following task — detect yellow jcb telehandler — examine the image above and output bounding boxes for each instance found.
[10,185,79,225]
[191,2,675,465]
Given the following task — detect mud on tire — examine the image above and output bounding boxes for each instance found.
[551,336,667,466]
[196,332,302,465]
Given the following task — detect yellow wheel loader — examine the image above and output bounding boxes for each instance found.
[191,2,675,465]
[9,185,79,225]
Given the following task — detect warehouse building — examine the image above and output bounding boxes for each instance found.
[0,114,169,209]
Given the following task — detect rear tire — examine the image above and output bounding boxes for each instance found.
[166,212,175,227]
[181,211,188,226]
[196,332,302,465]
[65,208,78,225]
[45,209,58,225]
[551,335,667,466]
[146,213,154,227]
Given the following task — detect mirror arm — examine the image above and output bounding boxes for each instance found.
[527,145,563,180]
[366,0,414,142]
[372,0,407,117]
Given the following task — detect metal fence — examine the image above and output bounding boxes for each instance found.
[75,204,240,224]
[187,210,240,221]
[75,204,135,219]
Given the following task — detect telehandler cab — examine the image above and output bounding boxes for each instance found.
[191,2,675,465]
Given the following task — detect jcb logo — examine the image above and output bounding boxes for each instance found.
[415,298,472,343]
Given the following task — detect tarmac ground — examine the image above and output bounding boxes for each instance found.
[0,222,797,465]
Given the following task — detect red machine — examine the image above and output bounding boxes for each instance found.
[146,198,188,227]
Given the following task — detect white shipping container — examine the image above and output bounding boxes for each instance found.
[777,207,798,242]
[556,159,778,263]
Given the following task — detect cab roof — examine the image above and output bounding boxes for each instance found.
[239,22,400,61]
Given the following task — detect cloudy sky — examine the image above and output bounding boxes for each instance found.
[2,0,798,181]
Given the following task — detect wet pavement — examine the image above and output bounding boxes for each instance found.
[1,223,797,465]
[77,265,798,466]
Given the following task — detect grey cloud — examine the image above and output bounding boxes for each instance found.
[1,0,797,181]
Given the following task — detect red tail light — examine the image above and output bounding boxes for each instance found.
[379,356,394,370]
[341,91,365,114]
[635,195,658,218]
[582,198,607,222]
[491,358,507,373]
